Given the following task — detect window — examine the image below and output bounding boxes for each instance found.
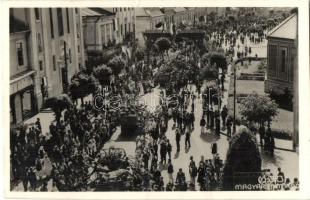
[78,45,80,53]
[269,45,277,71]
[35,8,40,20]
[37,33,42,52]
[121,24,123,35]
[49,8,54,38]
[120,8,122,12]
[281,49,287,72]
[69,49,72,63]
[76,22,80,38]
[66,8,70,33]
[124,7,127,11]
[16,42,24,66]
[39,60,43,71]
[57,8,64,36]
[75,8,78,14]
[53,55,56,71]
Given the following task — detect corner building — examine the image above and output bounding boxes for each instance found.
[10,8,85,125]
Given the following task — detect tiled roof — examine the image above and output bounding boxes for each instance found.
[267,14,297,40]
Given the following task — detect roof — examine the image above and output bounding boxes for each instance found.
[81,8,114,17]
[267,13,297,40]
[135,8,149,17]
[148,8,165,17]
[174,7,187,13]
[135,8,164,17]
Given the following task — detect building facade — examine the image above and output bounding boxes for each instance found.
[10,8,85,125]
[265,13,298,150]
[265,13,297,95]
[104,7,136,44]
[135,7,209,48]
[82,8,116,53]
[135,8,166,47]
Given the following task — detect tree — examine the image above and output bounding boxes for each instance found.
[45,94,73,125]
[209,52,228,71]
[69,72,97,105]
[108,55,126,76]
[239,92,279,126]
[154,37,171,60]
[93,64,112,86]
[223,126,262,190]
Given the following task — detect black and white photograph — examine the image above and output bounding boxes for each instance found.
[7,6,303,193]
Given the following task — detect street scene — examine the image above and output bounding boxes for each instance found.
[9,7,299,191]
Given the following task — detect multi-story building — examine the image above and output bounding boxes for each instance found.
[10,8,85,125]
[82,8,116,53]
[265,13,298,150]
[265,13,297,96]
[104,7,136,44]
[135,8,166,47]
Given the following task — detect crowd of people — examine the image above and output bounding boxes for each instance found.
[10,10,298,192]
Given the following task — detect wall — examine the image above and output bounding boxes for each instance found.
[265,38,295,94]
[10,33,29,77]
[135,16,151,48]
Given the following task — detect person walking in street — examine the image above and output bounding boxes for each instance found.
[220,73,225,91]
[215,115,221,136]
[200,116,206,134]
[185,129,191,148]
[175,128,181,152]
[189,161,198,187]
[160,139,167,165]
[221,105,228,128]
[197,162,206,191]
[189,111,195,131]
[258,124,265,147]
[211,143,217,158]
[226,116,232,138]
[176,168,185,185]
[167,139,172,160]
[142,150,150,170]
[153,140,158,158]
[167,159,174,183]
